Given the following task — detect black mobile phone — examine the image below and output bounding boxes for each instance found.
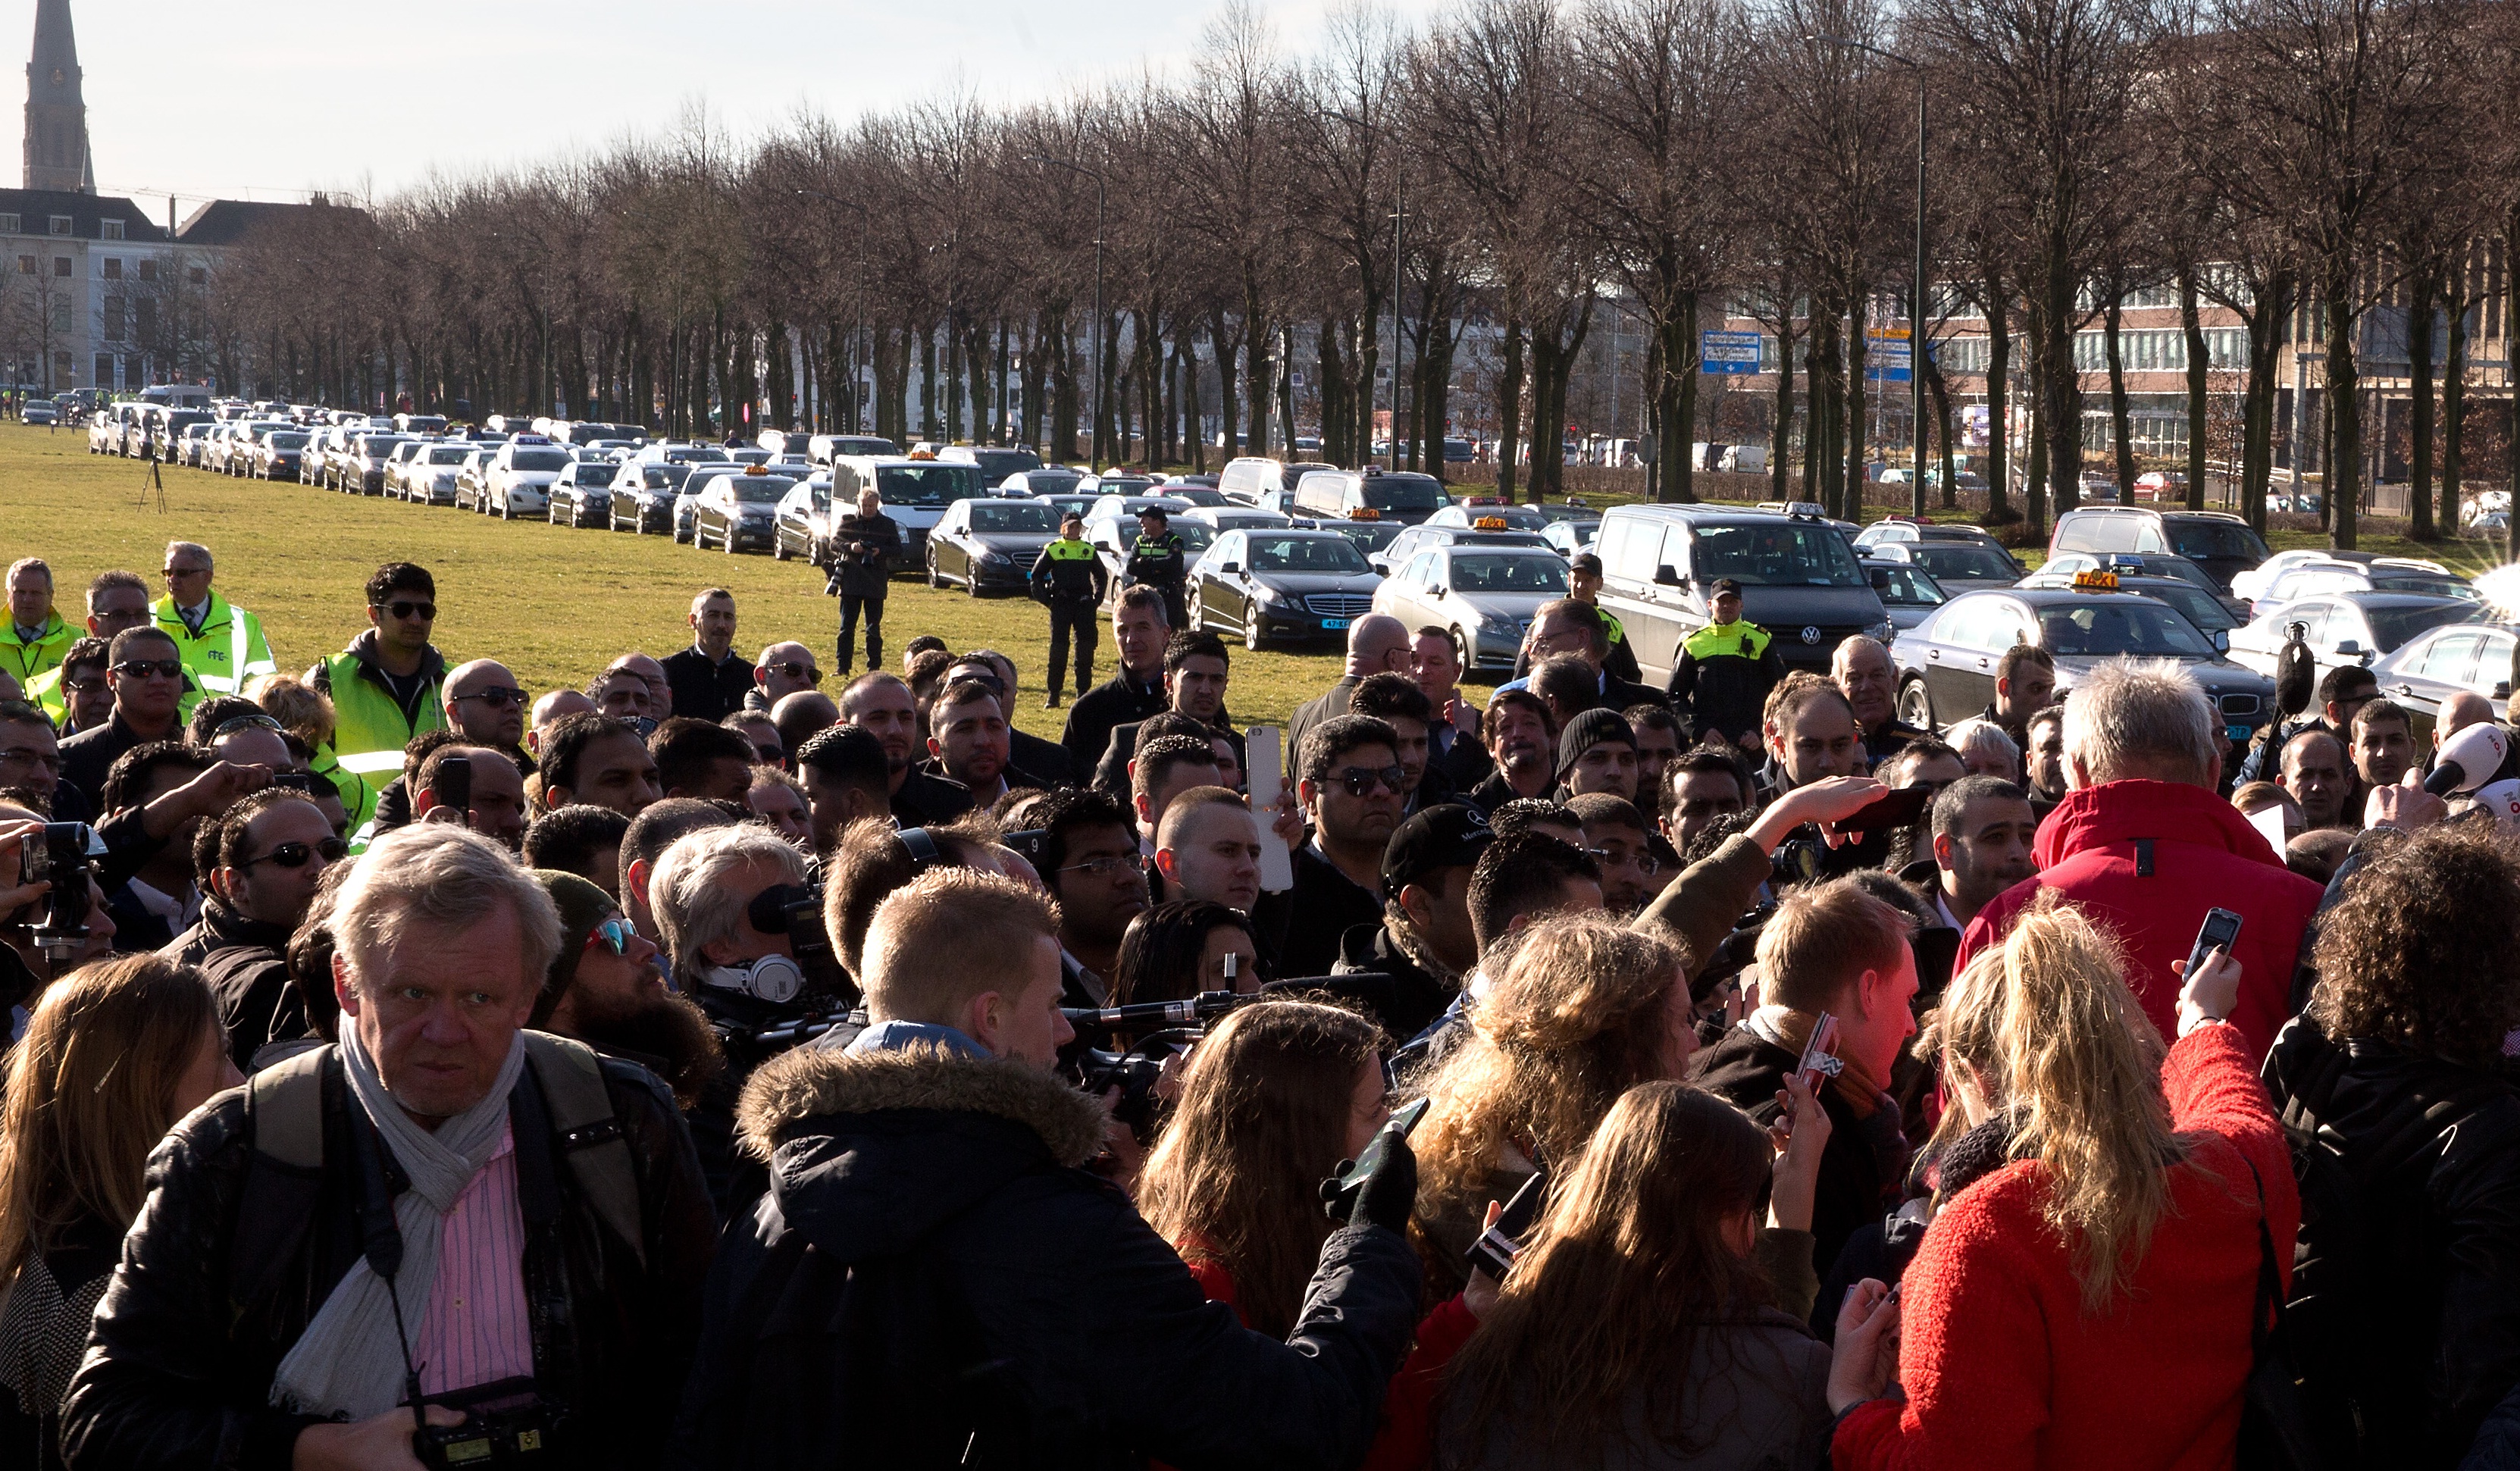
[1465,1166,1551,1282]
[2184,907,2243,982]
[1836,785,1933,834]
[435,754,472,817]
[1322,1097,1430,1223]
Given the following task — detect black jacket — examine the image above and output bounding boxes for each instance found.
[1286,675,1362,766]
[1010,728,1078,789]
[1060,669,1168,773]
[891,766,975,828]
[1692,1024,1906,1279]
[61,1042,718,1471]
[58,711,169,811]
[662,647,758,724]
[830,512,900,600]
[1029,538,1110,608]
[670,1042,1422,1470]
[161,896,302,1072]
[1091,717,1245,797]
[1123,531,1188,590]
[1329,922,1460,1042]
[1276,844,1388,981]
[2263,1018,2520,1465]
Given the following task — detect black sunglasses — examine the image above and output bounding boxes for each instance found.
[114,659,184,680]
[235,837,349,872]
[451,686,528,707]
[211,712,283,739]
[381,599,436,621]
[1334,765,1407,798]
[765,661,820,683]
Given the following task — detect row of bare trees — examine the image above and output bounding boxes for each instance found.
[193,0,2520,543]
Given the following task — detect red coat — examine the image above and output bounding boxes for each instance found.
[1832,1025,2300,1471]
[1958,779,2322,1062]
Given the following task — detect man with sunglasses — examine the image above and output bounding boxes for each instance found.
[152,540,278,705]
[171,788,345,1069]
[662,588,756,722]
[742,641,821,713]
[309,562,448,837]
[1280,715,1410,978]
[58,627,189,809]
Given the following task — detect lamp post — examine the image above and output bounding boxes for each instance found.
[794,189,870,433]
[1812,33,1928,517]
[1028,155,1107,465]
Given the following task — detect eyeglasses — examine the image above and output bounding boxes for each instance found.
[233,837,349,872]
[1585,845,1662,876]
[63,677,105,694]
[1057,853,1146,879]
[1333,765,1408,798]
[583,917,638,956]
[765,661,820,683]
[451,686,528,708]
[161,565,209,579]
[383,600,436,621]
[113,659,184,680]
[0,745,59,773]
[211,712,283,739]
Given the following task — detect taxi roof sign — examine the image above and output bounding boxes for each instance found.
[2071,569,2120,590]
[1348,506,1382,521]
[1471,515,1510,530]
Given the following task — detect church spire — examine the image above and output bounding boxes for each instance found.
[24,0,93,194]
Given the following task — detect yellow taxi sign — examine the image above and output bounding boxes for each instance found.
[1348,506,1382,521]
[1472,515,1510,530]
[908,449,937,460]
[2071,569,2119,590]
[743,463,770,475]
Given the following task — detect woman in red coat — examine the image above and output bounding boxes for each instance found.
[1828,897,2299,1471]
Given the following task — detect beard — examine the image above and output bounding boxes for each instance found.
[568,984,727,1108]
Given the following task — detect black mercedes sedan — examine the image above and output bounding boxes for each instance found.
[926,496,1066,596]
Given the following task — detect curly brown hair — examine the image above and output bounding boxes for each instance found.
[2309,823,2520,1069]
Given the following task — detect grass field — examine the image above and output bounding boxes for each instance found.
[9,422,2506,742]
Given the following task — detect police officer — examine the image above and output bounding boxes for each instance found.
[154,540,277,711]
[1030,512,1110,709]
[1667,576,1785,750]
[1125,505,1189,632]
[1563,552,1641,683]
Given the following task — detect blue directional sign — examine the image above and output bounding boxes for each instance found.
[1864,327,1912,383]
[1701,330,1763,376]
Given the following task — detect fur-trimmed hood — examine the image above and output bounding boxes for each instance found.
[736,1044,1113,1263]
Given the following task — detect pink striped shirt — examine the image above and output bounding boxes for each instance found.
[412,1122,536,1394]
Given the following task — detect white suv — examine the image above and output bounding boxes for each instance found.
[481,440,570,519]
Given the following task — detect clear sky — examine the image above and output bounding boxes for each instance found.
[29,0,1430,225]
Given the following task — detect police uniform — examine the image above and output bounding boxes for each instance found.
[1668,618,1786,748]
[1029,534,1111,705]
[1124,527,1189,631]
[153,590,277,718]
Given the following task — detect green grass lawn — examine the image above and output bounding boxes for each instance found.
[0,425,1357,740]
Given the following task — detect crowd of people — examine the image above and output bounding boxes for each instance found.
[0,535,2515,1470]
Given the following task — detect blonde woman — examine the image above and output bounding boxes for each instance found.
[1827,897,2293,1468]
[0,955,239,1469]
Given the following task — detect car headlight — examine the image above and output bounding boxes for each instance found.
[1478,612,1520,635]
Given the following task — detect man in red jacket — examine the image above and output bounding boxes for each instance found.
[1957,659,2321,1060]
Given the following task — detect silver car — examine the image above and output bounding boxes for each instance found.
[1371,543,1570,673]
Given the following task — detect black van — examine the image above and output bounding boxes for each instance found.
[1593,505,1894,681]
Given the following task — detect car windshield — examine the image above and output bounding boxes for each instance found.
[648,465,693,489]
[1456,505,1545,529]
[358,437,403,455]
[1692,521,1867,587]
[675,448,731,463]
[1249,537,1370,574]
[1367,474,1448,512]
[1448,553,1569,593]
[2038,600,2218,656]
[877,465,983,506]
[2371,576,2479,602]
[1168,487,1229,506]
[512,449,570,471]
[2149,585,2238,631]
[1907,545,2018,581]
[271,433,306,448]
[427,447,469,464]
[2169,521,2272,562]
[728,475,792,503]
[1323,522,1404,554]
[1026,471,1084,491]
[1875,567,1944,606]
[972,502,1060,533]
[2368,603,2484,647]
[1530,505,1599,526]
[971,449,1042,478]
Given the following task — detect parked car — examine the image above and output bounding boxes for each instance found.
[1372,543,1570,673]
[1291,467,1451,526]
[2133,470,2188,500]
[998,468,1085,498]
[1372,522,1553,576]
[340,434,414,495]
[1865,539,2024,594]
[1085,504,1214,587]
[806,433,899,464]
[2371,621,2520,747]
[253,430,310,481]
[2048,506,2271,593]
[546,460,614,527]
[396,443,475,505]
[2033,550,2243,619]
[926,496,1067,596]
[2017,569,2245,640]
[1595,505,1893,681]
[690,466,796,552]
[1890,583,2274,749]
[477,440,568,518]
[20,400,55,425]
[1426,502,1549,533]
[2226,593,2482,690]
[1862,559,1949,632]
[2248,557,2474,615]
[1176,505,1296,536]
[612,461,693,535]
[1850,516,2012,557]
[938,445,1044,484]
[1191,528,1385,650]
[827,455,988,564]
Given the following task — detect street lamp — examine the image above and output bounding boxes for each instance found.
[1811,33,1928,517]
[1027,155,1107,465]
[795,188,871,433]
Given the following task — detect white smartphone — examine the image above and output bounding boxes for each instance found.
[1246,725,1295,894]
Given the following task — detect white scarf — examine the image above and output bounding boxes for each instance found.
[268,1027,527,1419]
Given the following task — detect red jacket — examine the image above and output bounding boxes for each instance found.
[1833,1025,2300,1471]
[1958,779,2321,1061]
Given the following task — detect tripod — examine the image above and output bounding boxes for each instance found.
[136,442,166,512]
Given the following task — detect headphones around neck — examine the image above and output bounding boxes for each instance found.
[705,953,806,1005]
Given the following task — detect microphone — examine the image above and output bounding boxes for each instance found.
[2425,722,2512,797]
[1062,991,1247,1037]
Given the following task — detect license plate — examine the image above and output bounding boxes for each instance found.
[2225,725,2249,741]
[1321,618,1351,631]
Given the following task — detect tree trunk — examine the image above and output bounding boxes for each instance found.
[2443,277,2468,533]
[1669,289,1699,504]
[1985,282,2012,524]
[1182,335,1207,472]
[2408,258,2437,540]
[2181,269,2210,511]
[1497,315,1526,501]
[1845,294,1870,522]
[1242,276,1271,458]
[2326,277,2361,551]
[1924,349,1956,509]
[1771,316,1795,504]
[1802,303,1833,506]
[1277,324,1299,459]
[1209,308,1240,467]
[1422,305,1457,482]
[2106,290,2137,494]
[2024,293,2049,537]
[1318,316,1351,466]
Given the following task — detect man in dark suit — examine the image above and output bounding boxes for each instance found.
[660,588,757,722]
[1288,613,1414,760]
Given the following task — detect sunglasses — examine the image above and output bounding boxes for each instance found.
[1333,765,1408,798]
[380,600,436,621]
[161,566,209,579]
[583,916,638,956]
[451,686,528,708]
[114,659,185,680]
[765,661,820,683]
[235,837,348,872]
[211,712,283,739]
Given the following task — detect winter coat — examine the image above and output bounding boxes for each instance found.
[1830,1024,2299,1471]
[1958,779,2323,1063]
[831,512,900,599]
[60,1042,718,1471]
[2264,1017,2520,1465]
[1692,1023,1907,1279]
[670,1042,1424,1470]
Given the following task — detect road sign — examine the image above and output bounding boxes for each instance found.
[1864,327,1911,383]
[1701,330,1763,375]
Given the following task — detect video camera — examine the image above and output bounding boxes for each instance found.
[9,822,104,974]
[1063,987,1255,1143]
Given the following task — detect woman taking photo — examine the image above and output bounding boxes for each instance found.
[0,954,243,1469]
[1138,998,1386,1337]
[1828,897,2291,1468]
[1435,1081,1835,1469]
[1111,900,1262,1007]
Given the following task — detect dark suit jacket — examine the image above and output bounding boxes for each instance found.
[891,767,975,828]
[662,646,759,724]
[1285,674,1362,765]
[1091,718,1247,797]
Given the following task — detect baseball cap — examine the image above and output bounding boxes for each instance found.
[1555,707,1637,778]
[1710,577,1744,598]
[1570,552,1603,576]
[1380,803,1494,897]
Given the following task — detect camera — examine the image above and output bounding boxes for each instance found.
[411,1379,565,1468]
[1063,991,1254,1144]
[13,822,103,968]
